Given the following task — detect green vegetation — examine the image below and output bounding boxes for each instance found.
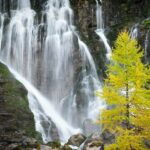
[96,31,150,150]
[47,140,61,149]
[142,19,150,29]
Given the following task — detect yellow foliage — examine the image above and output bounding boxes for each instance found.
[97,31,150,149]
[105,129,148,150]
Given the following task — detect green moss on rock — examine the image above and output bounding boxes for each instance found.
[142,19,150,29]
[47,140,61,149]
[0,63,39,139]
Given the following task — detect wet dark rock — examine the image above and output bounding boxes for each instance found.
[7,143,19,150]
[40,144,53,150]
[50,124,60,141]
[40,117,60,141]
[103,0,150,28]
[83,133,103,150]
[47,140,61,149]
[31,0,47,11]
[67,133,86,147]
[100,130,115,144]
[22,137,38,148]
[61,144,72,150]
[144,139,150,149]
[83,141,104,150]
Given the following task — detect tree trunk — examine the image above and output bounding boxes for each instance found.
[126,82,130,129]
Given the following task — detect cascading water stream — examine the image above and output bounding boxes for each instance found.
[95,0,112,60]
[18,0,31,9]
[130,24,138,39]
[144,31,149,64]
[0,14,4,50]
[0,0,105,143]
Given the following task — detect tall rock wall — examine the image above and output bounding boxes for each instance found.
[71,0,150,66]
[71,0,107,77]
[0,63,39,149]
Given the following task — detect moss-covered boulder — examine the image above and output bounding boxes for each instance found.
[83,139,104,150]
[67,133,86,147]
[61,144,72,150]
[47,140,61,149]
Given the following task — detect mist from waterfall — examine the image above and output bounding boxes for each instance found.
[0,0,105,143]
[95,0,112,60]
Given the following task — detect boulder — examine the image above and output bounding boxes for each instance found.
[47,140,61,149]
[83,133,104,150]
[40,145,53,150]
[61,144,72,150]
[7,143,19,150]
[83,139,104,150]
[101,130,115,144]
[144,139,150,149]
[22,137,38,148]
[67,133,86,147]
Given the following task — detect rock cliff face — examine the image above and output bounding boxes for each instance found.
[0,63,39,149]
[103,0,150,64]
[71,0,150,68]
[71,0,107,77]
[103,0,150,27]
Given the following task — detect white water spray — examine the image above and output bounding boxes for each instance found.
[0,0,105,142]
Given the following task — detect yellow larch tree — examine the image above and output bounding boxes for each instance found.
[96,31,150,150]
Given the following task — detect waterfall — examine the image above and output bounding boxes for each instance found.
[0,14,4,50]
[0,0,105,143]
[96,0,103,29]
[95,0,112,60]
[18,0,31,9]
[130,24,138,39]
[144,31,150,64]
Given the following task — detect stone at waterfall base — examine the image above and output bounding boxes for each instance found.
[83,133,104,150]
[67,133,86,147]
